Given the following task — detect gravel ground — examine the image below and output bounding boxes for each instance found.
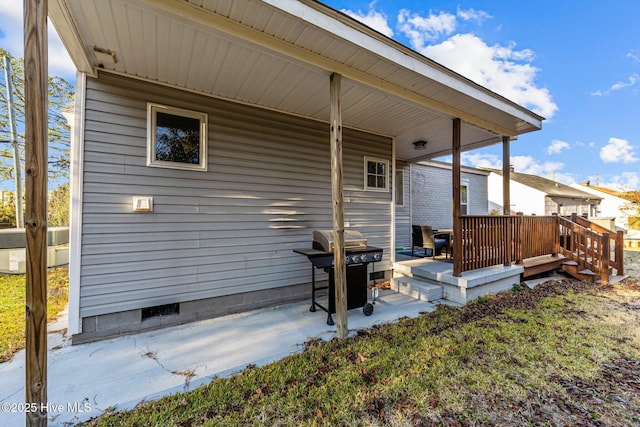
[623,250,640,279]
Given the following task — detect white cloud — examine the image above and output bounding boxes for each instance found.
[592,71,639,96]
[399,24,558,118]
[575,140,596,148]
[461,152,501,169]
[610,73,639,91]
[456,6,492,24]
[627,50,640,63]
[342,2,394,38]
[591,172,640,191]
[547,139,570,155]
[509,155,571,181]
[397,9,457,45]
[0,1,75,79]
[600,137,639,163]
[461,152,574,184]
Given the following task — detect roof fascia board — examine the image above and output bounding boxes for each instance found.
[574,184,628,202]
[265,0,543,127]
[138,0,529,136]
[48,0,96,76]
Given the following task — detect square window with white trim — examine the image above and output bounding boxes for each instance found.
[364,157,389,191]
[147,103,208,171]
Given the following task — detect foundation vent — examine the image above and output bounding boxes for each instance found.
[142,303,179,321]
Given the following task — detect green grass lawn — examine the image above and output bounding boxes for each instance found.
[0,267,69,363]
[79,278,640,427]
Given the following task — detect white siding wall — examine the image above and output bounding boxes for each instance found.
[487,173,546,215]
[78,74,392,318]
[571,184,629,230]
[394,161,411,249]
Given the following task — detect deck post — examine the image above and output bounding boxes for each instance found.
[502,136,511,216]
[24,0,49,425]
[615,231,624,275]
[502,136,513,265]
[329,73,348,338]
[600,232,610,285]
[452,118,462,277]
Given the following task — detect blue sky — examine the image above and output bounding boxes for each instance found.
[1,0,639,190]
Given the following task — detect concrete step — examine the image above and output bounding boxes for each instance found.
[391,276,443,302]
[606,275,628,285]
[391,258,433,278]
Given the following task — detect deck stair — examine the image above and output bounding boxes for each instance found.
[560,260,597,282]
[522,255,599,282]
[520,214,627,285]
[391,275,443,302]
[522,254,567,278]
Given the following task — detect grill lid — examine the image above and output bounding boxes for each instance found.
[312,229,367,252]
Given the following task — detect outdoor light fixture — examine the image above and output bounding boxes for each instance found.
[93,46,118,65]
[413,140,428,150]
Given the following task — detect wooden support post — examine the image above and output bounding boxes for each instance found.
[601,232,610,285]
[24,0,48,425]
[615,231,624,276]
[329,73,348,338]
[502,136,512,265]
[452,118,462,277]
[502,136,511,216]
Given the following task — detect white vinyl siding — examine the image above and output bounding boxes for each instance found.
[78,73,392,318]
[394,161,411,249]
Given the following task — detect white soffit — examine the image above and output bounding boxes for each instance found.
[49,0,543,161]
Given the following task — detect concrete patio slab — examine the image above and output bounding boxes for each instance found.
[0,290,433,426]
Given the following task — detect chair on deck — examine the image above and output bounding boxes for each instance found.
[411,225,449,259]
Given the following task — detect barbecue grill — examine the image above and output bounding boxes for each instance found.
[294,230,383,325]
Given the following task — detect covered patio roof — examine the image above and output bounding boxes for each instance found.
[50,0,543,161]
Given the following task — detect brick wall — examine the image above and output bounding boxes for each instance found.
[411,162,488,229]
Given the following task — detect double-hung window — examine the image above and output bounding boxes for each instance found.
[364,157,389,192]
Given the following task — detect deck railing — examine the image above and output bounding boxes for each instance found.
[453,214,624,283]
[456,216,518,273]
[568,213,624,276]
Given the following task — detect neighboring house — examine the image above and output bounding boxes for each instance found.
[570,182,632,232]
[395,160,489,250]
[50,0,542,342]
[487,169,601,217]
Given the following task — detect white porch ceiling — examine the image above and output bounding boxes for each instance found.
[50,0,543,161]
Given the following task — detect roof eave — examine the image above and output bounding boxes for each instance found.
[49,0,96,77]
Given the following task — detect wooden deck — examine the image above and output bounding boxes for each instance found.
[397,214,627,306]
[452,214,625,285]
